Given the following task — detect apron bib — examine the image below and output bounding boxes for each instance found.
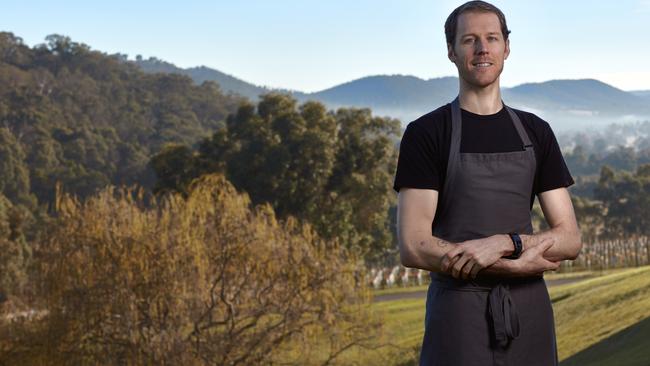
[419,97,559,366]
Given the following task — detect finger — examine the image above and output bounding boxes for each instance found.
[448,253,463,273]
[452,255,471,279]
[470,262,483,279]
[461,259,476,280]
[441,248,462,272]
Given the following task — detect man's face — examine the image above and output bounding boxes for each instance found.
[448,11,510,88]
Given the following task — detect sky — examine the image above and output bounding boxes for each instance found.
[1,0,649,93]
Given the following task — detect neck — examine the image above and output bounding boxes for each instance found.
[457,78,503,115]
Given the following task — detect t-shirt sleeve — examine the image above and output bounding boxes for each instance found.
[536,122,575,194]
[392,122,441,193]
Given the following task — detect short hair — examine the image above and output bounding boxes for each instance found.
[444,1,511,48]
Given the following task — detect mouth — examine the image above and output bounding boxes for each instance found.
[472,62,493,68]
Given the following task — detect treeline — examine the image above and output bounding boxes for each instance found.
[564,144,650,178]
[0,31,243,211]
[579,164,650,240]
[564,164,650,270]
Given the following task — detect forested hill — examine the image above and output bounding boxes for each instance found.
[133,56,282,101]
[0,32,244,211]
[0,32,403,268]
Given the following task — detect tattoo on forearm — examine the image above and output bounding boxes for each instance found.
[414,238,450,249]
[409,228,453,250]
[436,238,450,248]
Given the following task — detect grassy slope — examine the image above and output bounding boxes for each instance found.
[559,316,650,366]
[553,265,650,363]
[362,265,650,365]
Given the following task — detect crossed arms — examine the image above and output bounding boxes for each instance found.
[396,187,582,280]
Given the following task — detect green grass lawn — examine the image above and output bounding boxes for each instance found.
[360,265,650,365]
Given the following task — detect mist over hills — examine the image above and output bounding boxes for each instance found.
[630,90,650,99]
[134,57,650,133]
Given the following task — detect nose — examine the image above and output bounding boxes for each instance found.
[475,38,489,54]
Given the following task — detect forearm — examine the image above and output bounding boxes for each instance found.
[520,226,582,262]
[479,258,525,278]
[398,230,458,272]
[399,227,577,279]
[401,232,524,277]
[481,228,580,278]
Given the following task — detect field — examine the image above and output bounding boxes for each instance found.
[352,266,650,365]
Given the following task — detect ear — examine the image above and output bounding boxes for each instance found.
[504,38,510,60]
[447,43,456,63]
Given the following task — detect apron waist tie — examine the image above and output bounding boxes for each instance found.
[488,283,520,348]
[433,275,522,349]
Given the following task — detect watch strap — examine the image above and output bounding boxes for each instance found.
[504,232,522,259]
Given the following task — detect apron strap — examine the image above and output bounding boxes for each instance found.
[504,105,535,152]
[437,96,463,223]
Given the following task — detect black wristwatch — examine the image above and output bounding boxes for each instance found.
[504,232,523,259]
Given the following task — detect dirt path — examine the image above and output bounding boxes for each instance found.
[373,275,591,303]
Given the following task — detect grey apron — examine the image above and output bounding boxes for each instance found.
[419,96,558,366]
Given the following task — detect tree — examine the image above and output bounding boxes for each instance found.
[0,128,30,203]
[595,164,650,237]
[154,93,402,264]
[3,173,386,365]
[150,143,199,196]
[0,30,242,210]
[0,193,31,300]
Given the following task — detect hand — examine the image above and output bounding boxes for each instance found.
[440,234,509,280]
[513,237,561,276]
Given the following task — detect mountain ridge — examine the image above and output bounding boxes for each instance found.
[133,57,650,131]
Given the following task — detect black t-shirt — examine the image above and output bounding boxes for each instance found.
[392,102,575,210]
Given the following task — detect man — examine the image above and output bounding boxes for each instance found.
[393,1,582,365]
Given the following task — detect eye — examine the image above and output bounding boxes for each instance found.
[488,36,498,41]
